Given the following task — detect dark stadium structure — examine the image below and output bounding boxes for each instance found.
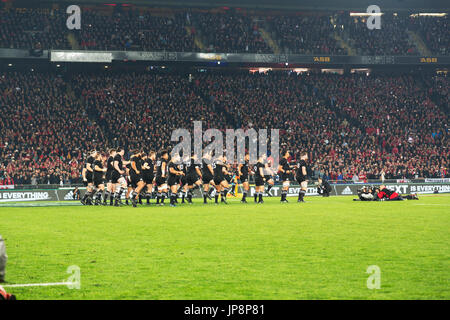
[0,0,448,188]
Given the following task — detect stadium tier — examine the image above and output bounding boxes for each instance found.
[0,70,448,186]
[0,7,448,55]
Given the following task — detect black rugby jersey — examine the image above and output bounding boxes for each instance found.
[255,162,265,179]
[156,158,168,177]
[187,158,199,176]
[113,154,123,173]
[130,155,142,174]
[93,159,104,179]
[86,156,95,172]
[296,160,308,178]
[106,156,114,172]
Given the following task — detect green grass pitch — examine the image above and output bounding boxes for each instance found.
[1,195,449,300]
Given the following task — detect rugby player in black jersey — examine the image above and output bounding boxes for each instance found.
[179,154,190,204]
[155,150,169,205]
[296,152,309,203]
[213,155,230,204]
[142,151,156,205]
[185,153,203,204]
[92,152,107,205]
[201,151,216,204]
[167,153,184,207]
[225,162,237,197]
[264,159,275,196]
[124,161,133,205]
[130,150,145,208]
[254,154,266,204]
[238,153,250,203]
[278,150,292,203]
[81,150,97,205]
[104,148,116,205]
[112,147,127,206]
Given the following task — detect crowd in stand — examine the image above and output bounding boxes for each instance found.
[194,71,448,180]
[0,8,70,50]
[75,10,196,51]
[0,69,448,185]
[193,11,271,53]
[0,72,103,185]
[270,14,347,55]
[71,72,227,152]
[409,15,449,56]
[335,14,419,56]
[0,7,448,55]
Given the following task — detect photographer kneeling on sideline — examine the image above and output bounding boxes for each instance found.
[317,177,332,197]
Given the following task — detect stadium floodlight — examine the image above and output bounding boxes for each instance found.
[410,13,447,17]
[349,12,384,16]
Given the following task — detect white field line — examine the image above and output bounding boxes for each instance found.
[411,204,450,206]
[2,282,74,288]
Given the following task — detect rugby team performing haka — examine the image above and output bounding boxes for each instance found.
[80,148,310,207]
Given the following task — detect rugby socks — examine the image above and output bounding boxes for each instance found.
[229,184,236,195]
[130,191,138,207]
[203,193,208,203]
[156,192,161,204]
[242,191,247,201]
[170,192,176,205]
[267,184,273,192]
[87,188,97,201]
[109,192,114,205]
[84,189,93,204]
[254,192,258,202]
[223,187,229,197]
[221,188,229,202]
[103,191,110,204]
[114,187,123,201]
[215,194,219,204]
[94,189,102,204]
[259,192,263,203]
[145,193,151,204]
[81,191,90,204]
[298,189,306,202]
[281,190,287,201]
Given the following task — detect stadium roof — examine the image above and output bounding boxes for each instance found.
[12,0,450,11]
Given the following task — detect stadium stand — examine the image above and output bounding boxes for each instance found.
[269,14,347,55]
[334,13,420,56]
[409,15,449,56]
[74,9,197,51]
[192,10,272,53]
[0,8,70,50]
[0,8,448,55]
